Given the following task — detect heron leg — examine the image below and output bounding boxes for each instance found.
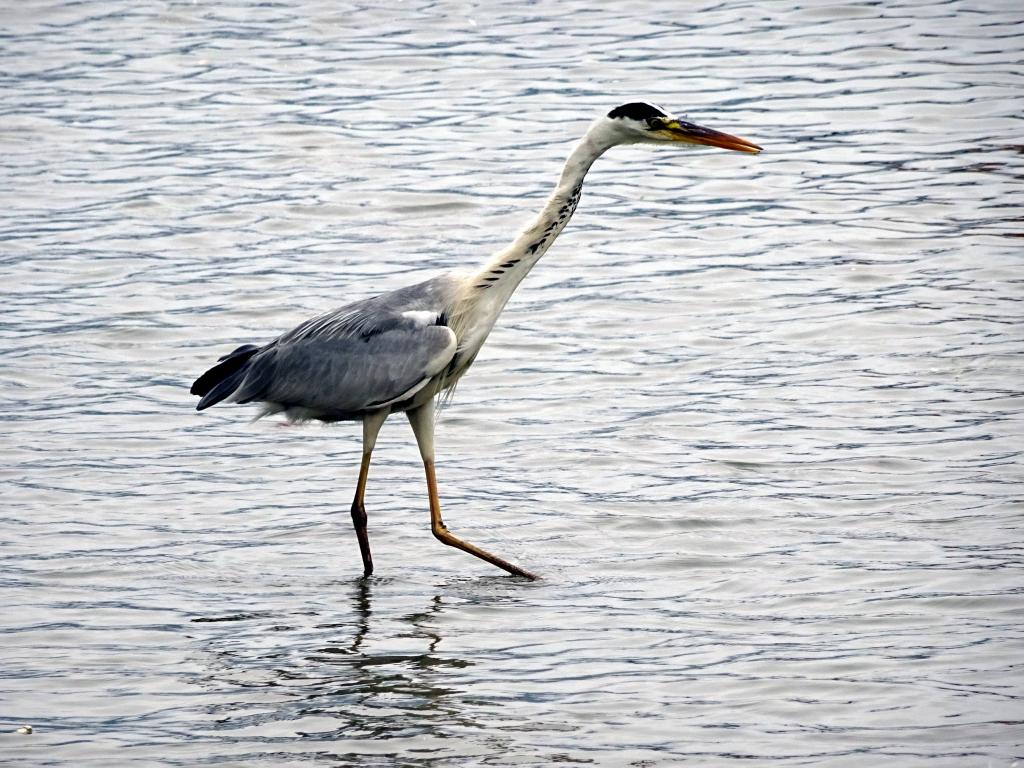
[352,410,387,578]
[407,402,538,581]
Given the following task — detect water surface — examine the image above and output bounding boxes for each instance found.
[2,0,1023,765]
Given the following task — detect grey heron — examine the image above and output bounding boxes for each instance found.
[191,101,761,581]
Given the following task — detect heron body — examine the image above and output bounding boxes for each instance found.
[192,101,761,580]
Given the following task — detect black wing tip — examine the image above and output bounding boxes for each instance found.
[191,343,261,407]
[219,343,260,362]
[195,377,238,411]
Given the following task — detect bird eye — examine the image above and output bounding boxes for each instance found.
[646,117,665,130]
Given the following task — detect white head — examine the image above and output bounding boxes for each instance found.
[594,101,761,153]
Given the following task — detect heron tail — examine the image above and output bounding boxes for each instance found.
[191,343,261,410]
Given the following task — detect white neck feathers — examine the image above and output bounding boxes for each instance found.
[471,127,616,300]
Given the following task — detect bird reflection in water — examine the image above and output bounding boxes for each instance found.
[296,580,479,742]
[193,578,532,747]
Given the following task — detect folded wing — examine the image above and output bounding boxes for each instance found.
[229,308,457,417]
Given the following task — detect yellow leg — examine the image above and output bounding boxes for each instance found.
[351,451,373,577]
[351,410,388,578]
[423,459,538,580]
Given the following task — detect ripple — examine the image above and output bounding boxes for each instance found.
[2,0,1023,765]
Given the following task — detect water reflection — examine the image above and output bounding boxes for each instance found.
[192,578,502,751]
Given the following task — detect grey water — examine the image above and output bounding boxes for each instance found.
[2,0,1022,765]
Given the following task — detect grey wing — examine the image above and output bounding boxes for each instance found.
[232,310,457,416]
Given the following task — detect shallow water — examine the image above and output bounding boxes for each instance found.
[2,0,1023,765]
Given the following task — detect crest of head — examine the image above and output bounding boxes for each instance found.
[606,102,668,122]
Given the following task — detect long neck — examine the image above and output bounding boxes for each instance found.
[469,128,615,305]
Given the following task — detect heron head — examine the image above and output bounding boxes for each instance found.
[603,101,761,154]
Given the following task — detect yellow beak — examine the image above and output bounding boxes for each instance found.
[657,119,762,154]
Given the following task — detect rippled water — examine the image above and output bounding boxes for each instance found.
[3,0,1023,765]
